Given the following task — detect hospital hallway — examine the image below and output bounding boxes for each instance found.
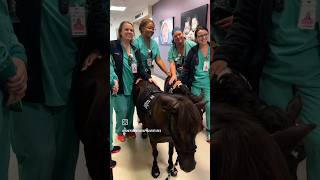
[8,75,307,180]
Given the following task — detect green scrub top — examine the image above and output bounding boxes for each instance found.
[264,0,320,84]
[133,35,160,72]
[168,39,196,64]
[110,56,118,87]
[110,45,136,95]
[41,0,85,106]
[193,46,210,89]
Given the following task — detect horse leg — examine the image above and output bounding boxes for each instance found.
[167,142,178,177]
[141,123,148,139]
[151,142,160,178]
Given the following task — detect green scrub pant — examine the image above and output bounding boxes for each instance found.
[260,74,320,180]
[0,91,10,180]
[10,102,79,180]
[112,95,134,135]
[110,95,114,150]
[191,86,211,134]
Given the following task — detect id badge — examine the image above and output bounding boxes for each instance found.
[70,6,87,36]
[298,0,317,30]
[147,58,153,67]
[131,63,137,73]
[203,61,209,72]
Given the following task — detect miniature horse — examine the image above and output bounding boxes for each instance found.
[212,68,315,180]
[133,80,204,178]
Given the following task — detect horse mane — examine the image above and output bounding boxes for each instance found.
[170,95,203,140]
[173,84,204,104]
[213,111,292,180]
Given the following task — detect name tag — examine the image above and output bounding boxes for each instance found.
[298,0,317,30]
[70,6,87,36]
[203,61,209,72]
[147,58,153,67]
[131,63,137,73]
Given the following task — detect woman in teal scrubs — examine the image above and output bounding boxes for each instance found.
[0,1,27,179]
[213,0,320,179]
[10,0,86,179]
[168,27,197,78]
[134,19,176,83]
[180,26,211,142]
[110,21,152,142]
[110,57,120,167]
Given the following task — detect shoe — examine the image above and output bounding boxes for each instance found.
[126,132,136,139]
[206,133,210,143]
[141,132,148,139]
[111,146,121,154]
[110,160,116,168]
[117,134,126,142]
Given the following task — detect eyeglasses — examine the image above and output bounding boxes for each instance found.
[197,34,208,39]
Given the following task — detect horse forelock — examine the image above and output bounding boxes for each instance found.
[173,95,203,139]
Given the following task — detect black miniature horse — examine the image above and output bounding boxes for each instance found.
[212,68,316,180]
[133,80,205,178]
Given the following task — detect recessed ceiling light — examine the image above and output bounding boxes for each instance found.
[110,6,126,11]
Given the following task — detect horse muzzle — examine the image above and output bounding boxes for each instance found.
[179,156,196,172]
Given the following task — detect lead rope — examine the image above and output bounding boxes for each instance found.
[165,157,179,180]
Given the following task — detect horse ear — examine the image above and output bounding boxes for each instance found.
[271,124,316,152]
[286,96,303,123]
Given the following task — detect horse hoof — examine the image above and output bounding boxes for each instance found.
[170,168,178,177]
[152,171,160,178]
[142,132,148,139]
[152,167,160,178]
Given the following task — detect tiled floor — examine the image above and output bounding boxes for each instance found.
[111,76,210,180]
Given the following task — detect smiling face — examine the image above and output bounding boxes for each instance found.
[173,31,184,46]
[119,22,134,42]
[142,22,155,38]
[196,29,209,45]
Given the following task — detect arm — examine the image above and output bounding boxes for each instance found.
[110,56,119,94]
[213,0,260,68]
[0,0,27,103]
[86,0,108,54]
[155,56,170,76]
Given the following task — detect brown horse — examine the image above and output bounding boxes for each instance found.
[133,79,205,178]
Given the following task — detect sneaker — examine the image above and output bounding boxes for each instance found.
[117,134,126,142]
[126,132,136,139]
[206,133,211,143]
[110,160,116,168]
[111,146,121,154]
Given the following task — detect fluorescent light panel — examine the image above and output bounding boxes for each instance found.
[110,6,126,11]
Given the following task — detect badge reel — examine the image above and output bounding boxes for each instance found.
[298,0,317,30]
[69,5,87,37]
[129,54,137,73]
